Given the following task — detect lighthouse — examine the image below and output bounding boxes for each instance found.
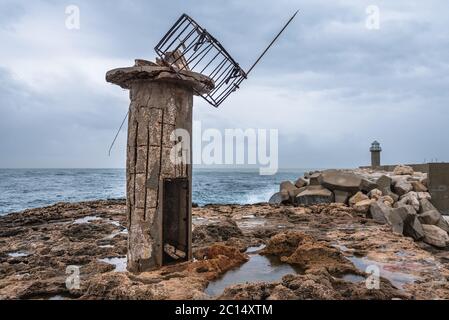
[370,141,382,168]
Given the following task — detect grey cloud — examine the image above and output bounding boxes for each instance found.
[0,0,448,168]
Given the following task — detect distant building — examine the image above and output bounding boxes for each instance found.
[370,141,382,167]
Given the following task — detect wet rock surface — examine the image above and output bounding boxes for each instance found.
[1,199,449,300]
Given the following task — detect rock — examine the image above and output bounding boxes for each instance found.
[418,210,449,233]
[412,181,428,192]
[397,192,420,212]
[295,186,334,206]
[383,206,422,239]
[421,177,429,188]
[295,178,308,188]
[334,190,350,204]
[269,191,289,205]
[422,225,449,248]
[280,181,296,193]
[368,189,383,200]
[391,175,409,185]
[360,179,378,193]
[309,173,322,186]
[418,210,442,226]
[353,199,374,214]
[368,201,390,224]
[393,179,413,197]
[388,192,400,203]
[380,195,395,207]
[385,207,406,235]
[403,214,425,241]
[376,175,392,195]
[381,204,423,240]
[319,171,363,193]
[349,192,369,206]
[417,192,431,200]
[192,219,243,243]
[393,165,414,176]
[437,218,449,233]
[420,198,437,213]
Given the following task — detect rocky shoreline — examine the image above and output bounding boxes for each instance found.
[270,166,449,249]
[1,178,449,299]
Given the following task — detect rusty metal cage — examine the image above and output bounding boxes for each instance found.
[155,14,247,108]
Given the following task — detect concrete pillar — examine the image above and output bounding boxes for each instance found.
[370,141,382,168]
[106,60,213,272]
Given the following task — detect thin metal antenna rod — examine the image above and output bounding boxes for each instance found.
[108,110,129,156]
[246,10,299,76]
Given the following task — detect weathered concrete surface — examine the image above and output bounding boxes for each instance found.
[319,171,363,193]
[295,186,334,206]
[2,200,449,300]
[106,61,213,272]
[106,64,214,94]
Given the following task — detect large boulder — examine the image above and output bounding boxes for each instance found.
[360,179,378,193]
[396,192,420,212]
[393,165,414,176]
[418,210,442,225]
[385,206,424,240]
[295,177,308,188]
[376,175,392,194]
[399,205,424,239]
[309,172,322,186]
[280,181,296,193]
[349,191,369,206]
[418,210,449,233]
[288,187,305,204]
[393,179,413,196]
[334,190,350,204]
[368,201,390,224]
[419,198,437,213]
[279,181,301,204]
[417,192,431,200]
[376,175,399,202]
[368,188,383,200]
[412,181,428,192]
[353,199,374,214]
[318,171,363,193]
[422,225,449,248]
[385,207,406,235]
[437,219,449,233]
[380,195,395,207]
[295,186,334,206]
[269,191,289,205]
[403,214,425,241]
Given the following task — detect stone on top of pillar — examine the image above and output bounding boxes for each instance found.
[105,58,214,94]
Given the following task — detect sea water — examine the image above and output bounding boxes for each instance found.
[0,168,311,215]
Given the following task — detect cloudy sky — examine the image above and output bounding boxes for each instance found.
[0,0,448,169]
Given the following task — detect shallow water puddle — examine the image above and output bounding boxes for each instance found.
[245,245,266,254]
[98,257,127,272]
[341,274,366,283]
[104,228,128,240]
[236,218,265,229]
[48,295,67,300]
[73,216,102,224]
[8,251,29,258]
[347,256,418,290]
[205,246,300,297]
[108,220,121,227]
[332,243,418,289]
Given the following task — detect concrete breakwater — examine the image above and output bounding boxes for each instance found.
[270,165,449,248]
